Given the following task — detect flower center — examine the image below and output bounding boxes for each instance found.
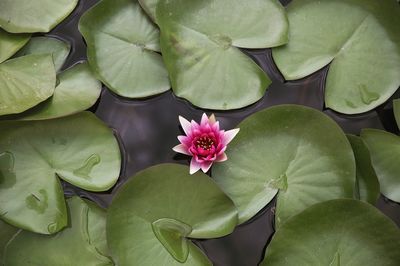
[196,136,214,151]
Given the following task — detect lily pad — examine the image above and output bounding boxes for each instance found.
[79,0,170,98]
[394,98,400,128]
[0,220,18,264]
[0,112,121,234]
[107,163,237,265]
[4,197,113,266]
[272,0,400,114]
[347,134,380,204]
[138,0,158,21]
[261,199,400,266]
[0,29,30,63]
[14,62,101,121]
[0,54,56,116]
[212,105,355,226]
[156,0,288,110]
[15,36,71,71]
[361,128,400,203]
[0,0,79,33]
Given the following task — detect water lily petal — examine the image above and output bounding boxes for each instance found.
[177,135,192,147]
[200,161,213,173]
[190,158,201,174]
[209,114,216,124]
[200,113,209,126]
[172,144,191,155]
[179,116,192,135]
[216,153,228,162]
[223,128,240,145]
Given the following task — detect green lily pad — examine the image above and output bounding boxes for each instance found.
[0,112,121,234]
[0,220,18,264]
[361,128,400,203]
[138,0,158,21]
[15,36,71,71]
[79,0,170,98]
[4,197,113,266]
[0,54,56,116]
[261,199,400,266]
[0,29,30,63]
[272,0,400,114]
[0,0,79,33]
[156,0,288,110]
[14,62,101,121]
[347,134,380,204]
[394,99,400,128]
[213,105,355,226]
[107,163,237,265]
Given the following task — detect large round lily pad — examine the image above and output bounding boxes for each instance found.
[347,134,380,204]
[272,0,400,114]
[107,163,237,265]
[361,128,400,203]
[15,36,70,71]
[4,197,113,266]
[0,54,56,116]
[213,105,355,226]
[156,0,288,110]
[0,112,121,234]
[0,29,30,63]
[0,0,79,33]
[261,199,400,265]
[14,62,101,121]
[79,0,170,98]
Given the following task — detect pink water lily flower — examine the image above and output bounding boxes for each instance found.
[173,113,240,174]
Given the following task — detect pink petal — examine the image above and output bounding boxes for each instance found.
[178,135,192,147]
[190,158,201,175]
[216,153,228,162]
[223,128,240,145]
[200,161,213,173]
[200,113,209,126]
[172,144,191,155]
[209,114,216,124]
[179,116,192,135]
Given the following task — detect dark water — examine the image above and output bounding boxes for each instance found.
[49,0,400,265]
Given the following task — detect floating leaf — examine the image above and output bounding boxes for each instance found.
[213,105,355,226]
[13,62,101,121]
[272,0,400,114]
[261,199,400,265]
[0,54,56,116]
[394,98,400,128]
[156,0,288,110]
[0,220,18,264]
[138,0,158,21]
[107,164,237,265]
[0,29,30,63]
[347,134,380,204]
[79,0,170,98]
[361,128,400,203]
[4,197,113,266]
[15,36,71,71]
[0,0,79,33]
[0,112,121,234]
